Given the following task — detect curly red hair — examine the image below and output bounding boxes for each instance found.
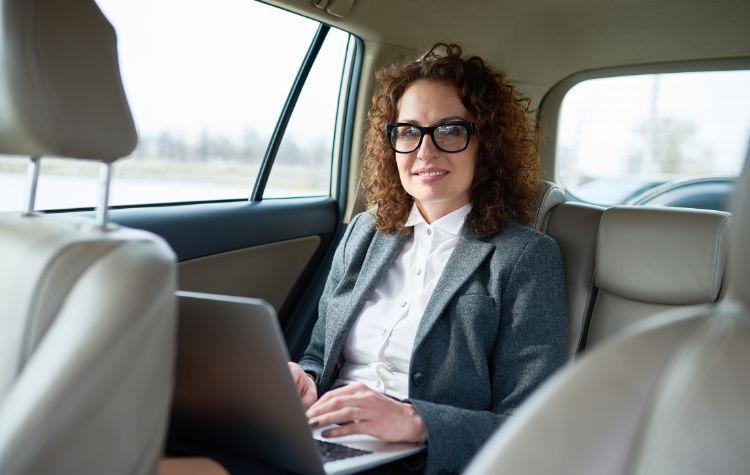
[361,43,541,236]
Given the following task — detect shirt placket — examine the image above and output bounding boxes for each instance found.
[374,225,433,392]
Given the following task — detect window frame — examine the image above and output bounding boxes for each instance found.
[252,23,330,201]
[260,26,359,203]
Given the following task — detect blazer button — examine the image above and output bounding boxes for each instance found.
[412,372,427,387]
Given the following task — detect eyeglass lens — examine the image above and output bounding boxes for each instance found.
[390,123,469,153]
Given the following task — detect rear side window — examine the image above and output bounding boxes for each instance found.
[556,70,750,210]
[265,28,351,198]
[0,0,352,211]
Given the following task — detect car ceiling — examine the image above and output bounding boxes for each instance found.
[266,0,750,88]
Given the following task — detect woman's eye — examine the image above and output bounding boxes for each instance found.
[440,125,462,136]
[397,128,420,138]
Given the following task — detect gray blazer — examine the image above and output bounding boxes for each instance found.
[299,211,567,475]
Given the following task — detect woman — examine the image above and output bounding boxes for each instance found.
[287,43,567,475]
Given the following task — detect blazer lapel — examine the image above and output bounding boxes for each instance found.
[412,227,494,354]
[324,230,409,373]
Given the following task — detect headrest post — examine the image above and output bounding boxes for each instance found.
[95,161,112,229]
[24,157,41,216]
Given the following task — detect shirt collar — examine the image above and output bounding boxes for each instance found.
[405,202,472,236]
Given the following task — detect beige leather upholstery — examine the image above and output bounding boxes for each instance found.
[528,181,565,232]
[596,206,729,305]
[179,235,321,312]
[545,202,603,357]
[0,0,176,473]
[586,291,676,347]
[464,153,750,475]
[729,150,750,305]
[0,217,176,474]
[587,206,730,348]
[0,0,136,161]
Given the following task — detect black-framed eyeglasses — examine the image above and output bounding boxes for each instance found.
[385,120,475,154]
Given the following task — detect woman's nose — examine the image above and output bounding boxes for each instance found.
[416,134,439,161]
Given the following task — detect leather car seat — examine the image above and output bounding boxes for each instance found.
[464,147,750,474]
[0,1,177,474]
[545,201,604,357]
[586,205,730,348]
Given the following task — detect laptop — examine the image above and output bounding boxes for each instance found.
[168,291,425,475]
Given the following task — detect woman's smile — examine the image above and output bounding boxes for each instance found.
[413,167,450,183]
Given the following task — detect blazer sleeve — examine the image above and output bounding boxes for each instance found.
[297,212,364,385]
[409,234,567,475]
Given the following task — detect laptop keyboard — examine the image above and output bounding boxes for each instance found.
[315,439,373,463]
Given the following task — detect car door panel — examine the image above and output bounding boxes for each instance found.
[178,235,321,312]
[88,197,340,338]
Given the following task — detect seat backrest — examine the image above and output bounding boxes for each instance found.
[586,205,730,349]
[545,201,604,358]
[463,146,750,475]
[528,181,566,232]
[0,1,176,474]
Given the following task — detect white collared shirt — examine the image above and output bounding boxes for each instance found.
[333,202,472,400]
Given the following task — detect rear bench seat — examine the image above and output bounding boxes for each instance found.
[543,202,731,357]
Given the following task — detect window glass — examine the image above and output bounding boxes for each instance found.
[264,29,350,198]
[557,71,750,206]
[0,0,350,211]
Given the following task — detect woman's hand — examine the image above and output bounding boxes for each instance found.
[305,383,427,444]
[288,362,318,410]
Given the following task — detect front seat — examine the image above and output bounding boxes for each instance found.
[0,1,176,474]
[465,146,750,475]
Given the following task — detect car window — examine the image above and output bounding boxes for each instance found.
[556,70,750,208]
[0,0,351,211]
[264,28,351,199]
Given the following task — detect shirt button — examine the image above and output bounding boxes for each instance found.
[426,229,432,235]
[380,328,387,336]
[385,362,395,371]
[401,301,408,308]
[416,268,422,276]
[376,380,383,388]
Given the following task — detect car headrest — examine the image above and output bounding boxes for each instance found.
[728,141,750,305]
[0,0,136,162]
[596,206,731,305]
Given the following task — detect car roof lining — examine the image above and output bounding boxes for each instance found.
[264,0,750,89]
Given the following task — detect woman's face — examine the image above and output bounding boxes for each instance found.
[394,79,479,220]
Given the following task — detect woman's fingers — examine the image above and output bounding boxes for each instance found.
[300,386,317,410]
[306,394,365,419]
[309,386,425,443]
[287,362,304,386]
[308,383,368,413]
[305,383,424,442]
[321,421,369,439]
[309,406,366,428]
[288,362,318,408]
